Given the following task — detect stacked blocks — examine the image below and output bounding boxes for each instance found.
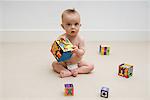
[64,84,74,96]
[51,38,73,62]
[118,63,133,78]
[100,87,109,98]
[99,45,110,55]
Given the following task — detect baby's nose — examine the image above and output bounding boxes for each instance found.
[71,25,75,28]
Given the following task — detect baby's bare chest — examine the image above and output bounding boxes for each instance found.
[70,39,80,47]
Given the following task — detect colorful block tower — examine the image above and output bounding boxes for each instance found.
[99,45,110,55]
[64,84,74,96]
[100,87,109,98]
[51,38,73,62]
[118,63,133,78]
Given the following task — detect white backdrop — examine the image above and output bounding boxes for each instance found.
[0,0,149,42]
[1,1,148,30]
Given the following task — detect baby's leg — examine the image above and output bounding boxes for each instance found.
[52,61,72,78]
[78,60,94,74]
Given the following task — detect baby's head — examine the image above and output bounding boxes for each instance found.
[61,8,81,37]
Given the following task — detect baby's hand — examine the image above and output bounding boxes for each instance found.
[60,37,66,41]
[72,45,78,54]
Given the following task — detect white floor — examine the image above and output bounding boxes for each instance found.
[0,41,149,100]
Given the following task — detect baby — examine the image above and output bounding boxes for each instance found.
[52,8,94,78]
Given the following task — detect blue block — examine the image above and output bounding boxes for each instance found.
[58,51,72,62]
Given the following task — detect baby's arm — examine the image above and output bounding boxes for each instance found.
[72,37,85,57]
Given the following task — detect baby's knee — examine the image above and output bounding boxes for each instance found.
[88,64,94,71]
[52,61,57,68]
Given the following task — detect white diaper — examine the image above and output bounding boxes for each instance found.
[67,64,78,70]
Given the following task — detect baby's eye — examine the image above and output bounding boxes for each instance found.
[67,23,71,26]
[75,23,79,26]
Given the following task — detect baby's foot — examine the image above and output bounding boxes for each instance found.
[60,70,72,78]
[71,69,78,77]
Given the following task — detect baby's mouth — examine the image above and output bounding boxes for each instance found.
[71,31,75,34]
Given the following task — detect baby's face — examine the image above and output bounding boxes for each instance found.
[62,13,81,37]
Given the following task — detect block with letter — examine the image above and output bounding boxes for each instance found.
[100,86,109,98]
[64,84,74,96]
[51,38,73,62]
[99,45,110,55]
[118,63,133,78]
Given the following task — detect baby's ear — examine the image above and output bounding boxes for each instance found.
[80,24,81,27]
[61,24,64,29]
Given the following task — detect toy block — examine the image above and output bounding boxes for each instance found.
[118,63,133,78]
[99,45,110,55]
[100,87,109,98]
[64,84,74,96]
[51,38,74,62]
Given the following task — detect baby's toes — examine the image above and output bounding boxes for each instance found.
[72,70,78,77]
[60,70,72,78]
